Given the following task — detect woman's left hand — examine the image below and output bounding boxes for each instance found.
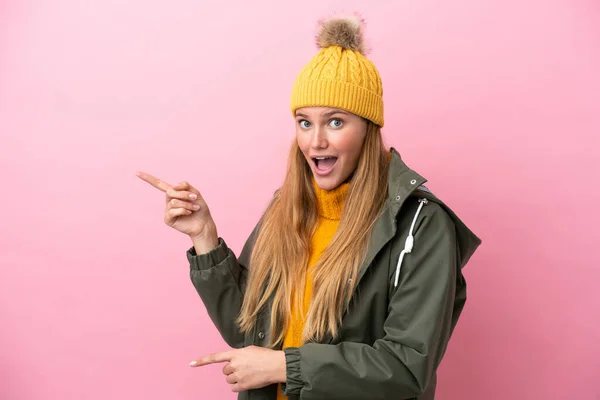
[190,346,287,392]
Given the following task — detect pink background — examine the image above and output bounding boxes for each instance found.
[1,0,599,399]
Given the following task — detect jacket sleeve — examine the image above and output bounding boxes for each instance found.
[187,222,260,349]
[282,203,459,399]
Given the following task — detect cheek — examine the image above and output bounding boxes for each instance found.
[336,133,365,161]
[296,132,310,156]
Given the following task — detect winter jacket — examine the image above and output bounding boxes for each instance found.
[186,147,482,400]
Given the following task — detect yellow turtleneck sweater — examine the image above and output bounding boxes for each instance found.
[276,180,349,400]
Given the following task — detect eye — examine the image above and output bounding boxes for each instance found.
[299,120,312,129]
[329,118,343,128]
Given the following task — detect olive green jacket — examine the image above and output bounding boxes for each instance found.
[186,148,481,400]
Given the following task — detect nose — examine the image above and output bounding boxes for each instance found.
[310,126,328,150]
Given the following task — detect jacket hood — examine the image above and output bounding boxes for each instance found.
[387,147,482,269]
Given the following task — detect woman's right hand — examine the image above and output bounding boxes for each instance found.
[136,171,219,251]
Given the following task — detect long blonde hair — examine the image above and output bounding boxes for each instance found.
[237,121,390,347]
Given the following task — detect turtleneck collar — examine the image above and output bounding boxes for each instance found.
[312,179,349,221]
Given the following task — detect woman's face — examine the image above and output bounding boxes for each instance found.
[295,107,368,190]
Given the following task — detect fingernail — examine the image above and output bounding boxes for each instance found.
[193,204,200,210]
[189,194,197,200]
[189,361,197,367]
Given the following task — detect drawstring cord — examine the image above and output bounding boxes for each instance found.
[394,198,428,287]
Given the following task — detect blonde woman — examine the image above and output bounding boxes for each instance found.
[138,15,481,400]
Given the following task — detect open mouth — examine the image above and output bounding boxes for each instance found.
[312,156,338,173]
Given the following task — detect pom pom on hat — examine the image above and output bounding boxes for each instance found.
[316,14,367,55]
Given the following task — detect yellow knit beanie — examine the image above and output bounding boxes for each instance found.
[290,15,384,127]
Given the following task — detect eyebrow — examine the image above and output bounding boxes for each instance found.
[295,110,350,119]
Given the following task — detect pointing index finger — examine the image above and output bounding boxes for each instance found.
[136,171,172,193]
[190,351,234,367]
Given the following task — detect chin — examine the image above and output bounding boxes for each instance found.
[313,175,342,191]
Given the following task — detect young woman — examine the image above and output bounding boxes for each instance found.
[138,15,481,400]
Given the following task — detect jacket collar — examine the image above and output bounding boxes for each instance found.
[386,147,428,216]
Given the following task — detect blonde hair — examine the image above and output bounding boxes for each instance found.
[237,121,389,346]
